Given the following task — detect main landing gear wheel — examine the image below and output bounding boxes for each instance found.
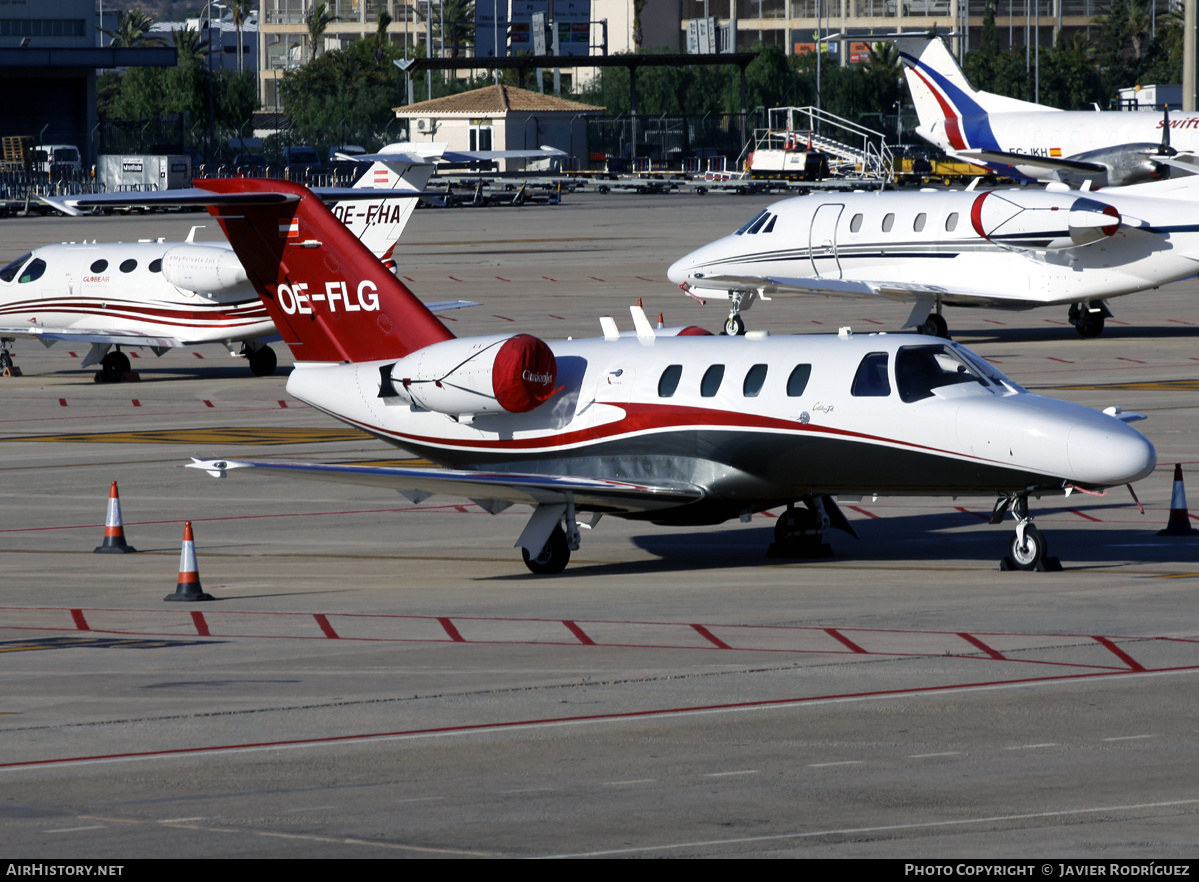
[522,525,571,574]
[1075,310,1105,338]
[918,313,949,338]
[100,350,131,381]
[1007,524,1047,571]
[723,314,746,336]
[247,345,277,376]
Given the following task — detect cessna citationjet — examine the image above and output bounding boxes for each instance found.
[184,178,1154,574]
[668,173,1199,338]
[897,35,1198,188]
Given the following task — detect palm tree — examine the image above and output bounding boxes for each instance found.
[1127,0,1152,59]
[169,26,211,65]
[306,2,335,62]
[632,0,647,51]
[231,0,254,73]
[101,9,156,48]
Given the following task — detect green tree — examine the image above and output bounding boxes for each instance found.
[100,9,156,47]
[306,2,335,62]
[231,0,254,73]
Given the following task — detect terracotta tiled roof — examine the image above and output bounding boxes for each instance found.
[394,84,603,116]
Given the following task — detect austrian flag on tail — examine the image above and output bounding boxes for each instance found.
[279,218,299,239]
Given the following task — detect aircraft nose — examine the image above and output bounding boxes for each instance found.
[1067,420,1156,486]
[667,253,694,286]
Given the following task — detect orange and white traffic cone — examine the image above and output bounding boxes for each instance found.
[1158,464,1197,536]
[164,521,213,602]
[94,481,136,554]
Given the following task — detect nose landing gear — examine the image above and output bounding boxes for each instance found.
[994,494,1063,571]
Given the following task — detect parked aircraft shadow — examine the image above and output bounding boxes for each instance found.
[46,364,295,383]
[485,507,1198,579]
[953,323,1199,345]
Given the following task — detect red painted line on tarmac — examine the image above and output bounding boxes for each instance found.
[563,620,595,645]
[58,399,67,407]
[1070,509,1102,522]
[448,276,462,282]
[1108,319,1130,325]
[542,276,558,282]
[1046,357,1074,363]
[438,618,465,642]
[491,315,515,322]
[1092,636,1146,672]
[203,401,214,408]
[1115,357,1145,363]
[278,400,288,408]
[635,277,654,282]
[955,506,990,521]
[313,614,338,639]
[862,319,883,325]
[692,624,732,649]
[958,632,1005,660]
[9,667,1191,771]
[193,352,204,359]
[847,506,879,519]
[1167,319,1194,325]
[810,320,824,325]
[68,352,77,358]
[589,277,605,282]
[131,400,141,407]
[191,611,210,637]
[0,504,488,534]
[495,276,511,282]
[70,609,89,631]
[1044,319,1068,325]
[983,319,1005,325]
[548,315,566,320]
[129,352,140,359]
[825,628,867,653]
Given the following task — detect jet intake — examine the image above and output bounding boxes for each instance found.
[388,333,558,416]
[970,191,1121,250]
[161,244,249,294]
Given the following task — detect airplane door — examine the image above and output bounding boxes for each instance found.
[809,203,843,279]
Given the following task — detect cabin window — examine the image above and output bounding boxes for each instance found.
[18,258,46,283]
[149,259,162,273]
[945,212,959,232]
[90,259,108,273]
[119,259,137,273]
[0,252,31,283]
[849,213,863,233]
[762,215,777,233]
[743,364,768,397]
[851,352,891,397]
[786,364,811,396]
[913,212,927,232]
[700,364,725,398]
[658,364,683,398]
[736,210,769,235]
[896,345,988,403]
[882,213,895,233]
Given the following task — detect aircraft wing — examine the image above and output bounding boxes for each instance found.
[954,148,1108,175]
[0,325,182,349]
[187,458,704,514]
[688,273,953,301]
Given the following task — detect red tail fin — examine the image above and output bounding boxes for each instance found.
[197,178,453,363]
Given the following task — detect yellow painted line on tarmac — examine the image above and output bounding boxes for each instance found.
[1034,379,1199,392]
[0,427,374,445]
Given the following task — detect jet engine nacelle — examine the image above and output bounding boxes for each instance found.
[970,191,1120,250]
[161,244,249,295]
[387,333,558,416]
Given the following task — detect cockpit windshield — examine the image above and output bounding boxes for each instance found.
[735,210,769,235]
[896,344,992,403]
[0,252,31,284]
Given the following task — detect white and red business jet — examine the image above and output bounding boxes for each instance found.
[186,178,1155,574]
[0,143,559,379]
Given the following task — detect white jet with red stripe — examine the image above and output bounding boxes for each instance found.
[183,178,1156,575]
[668,171,1199,338]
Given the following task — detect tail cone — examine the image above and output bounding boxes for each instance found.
[94,481,136,554]
[164,521,214,602]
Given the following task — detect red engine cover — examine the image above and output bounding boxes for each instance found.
[491,333,558,413]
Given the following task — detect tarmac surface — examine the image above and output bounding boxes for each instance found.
[0,192,1197,858]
